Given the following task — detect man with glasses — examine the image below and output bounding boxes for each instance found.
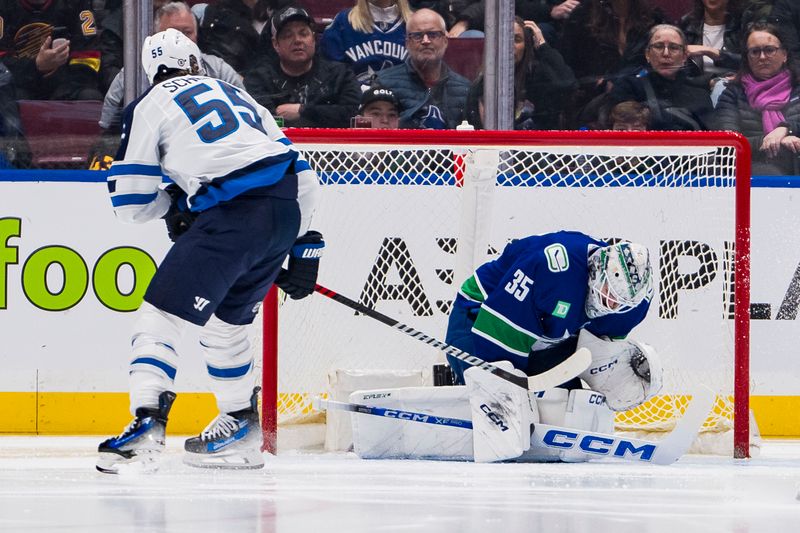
[603,24,713,131]
[375,8,470,129]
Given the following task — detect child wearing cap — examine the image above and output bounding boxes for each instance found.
[354,86,401,129]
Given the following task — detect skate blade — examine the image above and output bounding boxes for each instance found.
[96,451,161,475]
[182,450,265,470]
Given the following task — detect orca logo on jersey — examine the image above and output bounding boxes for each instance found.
[193,296,211,311]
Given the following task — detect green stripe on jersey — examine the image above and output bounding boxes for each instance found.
[472,307,535,356]
[460,275,485,302]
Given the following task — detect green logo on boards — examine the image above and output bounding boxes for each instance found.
[553,300,570,318]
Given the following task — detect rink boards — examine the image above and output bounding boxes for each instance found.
[0,171,799,436]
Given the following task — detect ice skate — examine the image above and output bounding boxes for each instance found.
[96,391,176,474]
[183,387,264,469]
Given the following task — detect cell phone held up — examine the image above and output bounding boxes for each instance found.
[50,26,70,48]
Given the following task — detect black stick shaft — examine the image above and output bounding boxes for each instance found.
[313,284,528,389]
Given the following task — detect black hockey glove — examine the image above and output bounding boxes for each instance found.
[161,183,197,242]
[275,230,324,300]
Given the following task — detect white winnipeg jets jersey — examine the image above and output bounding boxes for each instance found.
[107,75,319,233]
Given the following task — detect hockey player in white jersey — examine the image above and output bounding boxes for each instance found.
[96,28,321,473]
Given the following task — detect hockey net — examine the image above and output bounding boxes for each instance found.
[259,129,752,458]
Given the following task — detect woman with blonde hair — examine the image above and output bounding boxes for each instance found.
[321,0,413,87]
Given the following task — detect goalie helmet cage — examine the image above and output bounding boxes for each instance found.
[259,129,752,459]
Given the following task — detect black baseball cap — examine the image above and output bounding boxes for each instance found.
[271,6,314,35]
[359,86,400,112]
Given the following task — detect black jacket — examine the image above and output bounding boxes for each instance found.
[608,68,713,131]
[772,0,800,57]
[679,13,742,80]
[244,57,361,128]
[0,0,103,100]
[197,0,260,74]
[466,43,576,130]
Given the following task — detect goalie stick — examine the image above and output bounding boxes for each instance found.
[315,388,715,465]
[311,282,591,392]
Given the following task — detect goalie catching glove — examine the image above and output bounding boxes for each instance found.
[576,329,663,411]
[276,230,324,300]
[161,183,197,242]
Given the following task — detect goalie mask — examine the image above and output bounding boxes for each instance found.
[141,28,203,84]
[586,242,653,318]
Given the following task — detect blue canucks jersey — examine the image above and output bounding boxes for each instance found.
[320,9,407,85]
[453,231,651,368]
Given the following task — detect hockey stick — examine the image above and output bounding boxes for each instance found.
[316,389,715,465]
[315,397,474,429]
[312,282,591,392]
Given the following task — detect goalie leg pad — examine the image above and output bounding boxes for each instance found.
[128,302,185,414]
[200,314,256,413]
[519,388,614,462]
[559,389,615,462]
[465,362,535,463]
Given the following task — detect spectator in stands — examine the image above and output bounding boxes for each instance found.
[194,0,283,46]
[375,8,470,129]
[603,25,713,131]
[249,0,295,62]
[0,60,28,168]
[98,2,243,134]
[715,20,800,175]
[742,0,776,27]
[558,0,663,127]
[321,0,413,88]
[464,18,575,129]
[195,0,262,74]
[772,0,800,57]
[353,85,402,128]
[681,0,744,80]
[98,0,171,94]
[680,0,744,106]
[0,0,103,100]
[609,100,651,130]
[446,0,581,43]
[244,6,361,127]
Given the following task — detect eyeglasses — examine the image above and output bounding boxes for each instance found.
[647,43,685,54]
[747,45,783,59]
[407,31,445,43]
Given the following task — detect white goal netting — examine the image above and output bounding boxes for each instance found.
[259,130,751,456]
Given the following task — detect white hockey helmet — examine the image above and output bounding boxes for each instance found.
[586,242,653,317]
[141,28,203,84]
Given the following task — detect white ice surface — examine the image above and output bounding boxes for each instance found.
[1,437,799,533]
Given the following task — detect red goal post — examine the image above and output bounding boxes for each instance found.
[260,129,752,458]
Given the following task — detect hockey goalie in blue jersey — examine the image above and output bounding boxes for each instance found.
[349,231,665,463]
[446,230,660,406]
[96,29,322,473]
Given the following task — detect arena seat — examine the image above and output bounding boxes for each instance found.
[17,100,103,169]
[444,38,483,82]
[298,0,353,25]
[653,0,692,23]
